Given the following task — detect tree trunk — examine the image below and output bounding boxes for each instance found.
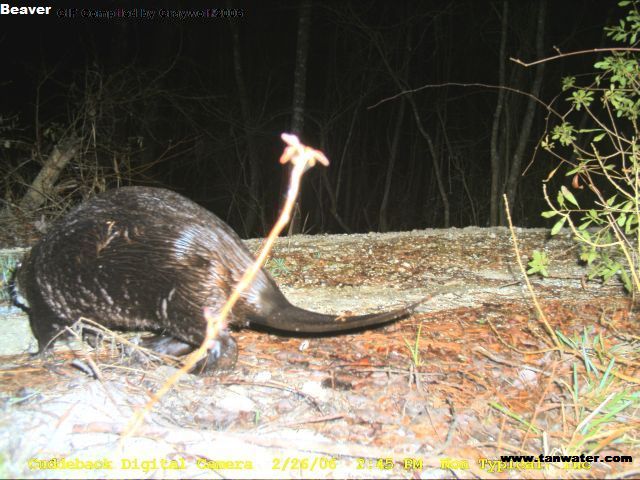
[229,14,263,236]
[378,23,413,232]
[489,0,508,226]
[378,99,405,232]
[501,0,546,225]
[287,0,312,235]
[406,99,450,228]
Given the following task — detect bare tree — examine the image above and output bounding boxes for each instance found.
[378,98,405,232]
[11,139,80,215]
[379,26,412,232]
[229,16,263,235]
[288,0,312,235]
[489,0,508,226]
[501,0,546,224]
[350,5,451,228]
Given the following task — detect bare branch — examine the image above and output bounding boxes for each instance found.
[368,82,560,118]
[511,47,640,67]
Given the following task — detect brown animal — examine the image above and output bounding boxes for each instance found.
[11,187,418,372]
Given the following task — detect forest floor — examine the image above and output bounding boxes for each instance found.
[0,227,638,479]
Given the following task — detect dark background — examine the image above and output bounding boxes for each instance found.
[0,1,618,237]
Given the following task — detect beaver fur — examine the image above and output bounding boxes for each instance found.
[11,187,417,372]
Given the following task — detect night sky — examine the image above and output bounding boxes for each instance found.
[0,1,620,237]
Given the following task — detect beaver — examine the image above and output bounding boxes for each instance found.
[11,187,419,372]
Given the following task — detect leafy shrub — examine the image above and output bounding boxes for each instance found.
[542,0,640,293]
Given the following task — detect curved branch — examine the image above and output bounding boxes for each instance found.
[511,47,640,67]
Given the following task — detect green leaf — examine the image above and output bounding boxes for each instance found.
[625,214,638,234]
[577,128,603,133]
[620,268,632,292]
[561,185,580,207]
[551,217,567,235]
[527,250,549,277]
[561,76,576,91]
[580,248,598,265]
[570,89,595,110]
[578,220,592,230]
[541,210,557,218]
[593,132,606,142]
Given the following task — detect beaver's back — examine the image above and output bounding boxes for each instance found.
[14,187,284,351]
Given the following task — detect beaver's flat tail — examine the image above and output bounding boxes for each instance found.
[249,299,423,333]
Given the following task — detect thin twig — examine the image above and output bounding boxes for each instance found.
[511,47,640,67]
[122,134,329,440]
[503,194,561,350]
[368,82,559,117]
